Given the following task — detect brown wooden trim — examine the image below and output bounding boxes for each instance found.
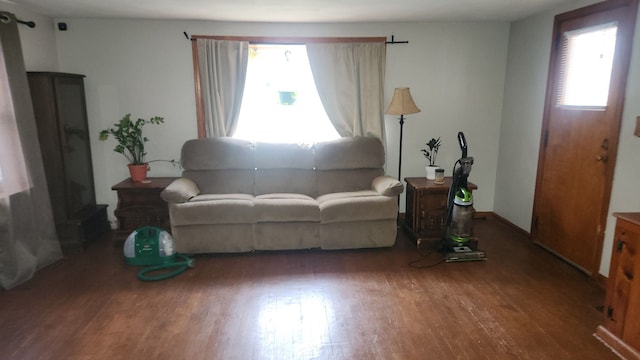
[190,35,387,44]
[192,39,206,139]
[595,325,640,360]
[555,0,637,22]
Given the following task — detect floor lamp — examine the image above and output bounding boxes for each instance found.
[385,87,421,187]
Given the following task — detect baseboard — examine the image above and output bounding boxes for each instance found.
[481,212,531,239]
[595,325,640,360]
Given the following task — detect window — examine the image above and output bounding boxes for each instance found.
[556,22,618,108]
[192,36,387,140]
[233,44,339,143]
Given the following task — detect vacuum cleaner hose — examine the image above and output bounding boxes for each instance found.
[137,254,195,281]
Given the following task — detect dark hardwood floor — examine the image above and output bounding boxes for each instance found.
[0,218,617,359]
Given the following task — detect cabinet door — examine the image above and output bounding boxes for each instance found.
[418,191,448,239]
[620,223,640,349]
[405,184,417,232]
[53,76,95,216]
[28,74,67,224]
[624,275,640,350]
[604,220,638,337]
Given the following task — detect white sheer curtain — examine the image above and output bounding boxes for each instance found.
[0,12,62,290]
[0,56,30,198]
[306,42,386,140]
[196,39,249,137]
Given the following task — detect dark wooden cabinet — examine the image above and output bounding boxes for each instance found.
[403,177,476,247]
[28,72,109,249]
[111,177,177,242]
[596,213,640,360]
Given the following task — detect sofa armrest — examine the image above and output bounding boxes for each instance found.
[372,175,404,197]
[161,178,200,203]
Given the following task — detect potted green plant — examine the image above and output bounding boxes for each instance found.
[421,137,441,180]
[99,114,172,182]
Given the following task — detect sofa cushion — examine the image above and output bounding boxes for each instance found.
[183,169,254,195]
[255,169,316,197]
[316,168,384,195]
[254,142,314,169]
[181,137,254,170]
[254,193,320,222]
[314,137,385,170]
[168,197,254,226]
[317,190,379,203]
[318,191,397,224]
[254,142,316,196]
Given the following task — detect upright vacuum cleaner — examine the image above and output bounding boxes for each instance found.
[442,132,486,262]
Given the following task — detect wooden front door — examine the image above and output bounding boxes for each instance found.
[532,0,638,275]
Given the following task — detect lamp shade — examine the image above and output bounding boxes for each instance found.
[385,87,421,116]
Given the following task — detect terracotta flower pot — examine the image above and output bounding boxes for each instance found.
[128,163,149,182]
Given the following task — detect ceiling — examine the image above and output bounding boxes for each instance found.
[8,0,575,23]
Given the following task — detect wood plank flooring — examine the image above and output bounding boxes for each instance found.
[0,218,618,359]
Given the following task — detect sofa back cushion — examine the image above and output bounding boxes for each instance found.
[178,137,387,196]
[254,142,316,196]
[315,137,386,195]
[181,138,255,194]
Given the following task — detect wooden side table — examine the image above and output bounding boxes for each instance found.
[403,177,477,247]
[111,177,177,241]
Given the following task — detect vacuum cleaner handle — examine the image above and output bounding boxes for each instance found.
[458,132,468,159]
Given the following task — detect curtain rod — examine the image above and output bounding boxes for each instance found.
[386,35,408,44]
[183,32,407,44]
[17,19,35,28]
[0,13,36,28]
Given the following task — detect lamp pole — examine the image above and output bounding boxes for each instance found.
[385,87,420,214]
[397,114,405,209]
[397,114,405,182]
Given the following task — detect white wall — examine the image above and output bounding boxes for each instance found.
[495,0,640,276]
[0,2,59,71]
[53,19,509,219]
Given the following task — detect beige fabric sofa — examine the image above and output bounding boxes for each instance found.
[160,136,403,253]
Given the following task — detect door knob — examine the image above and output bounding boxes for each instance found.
[596,154,608,162]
